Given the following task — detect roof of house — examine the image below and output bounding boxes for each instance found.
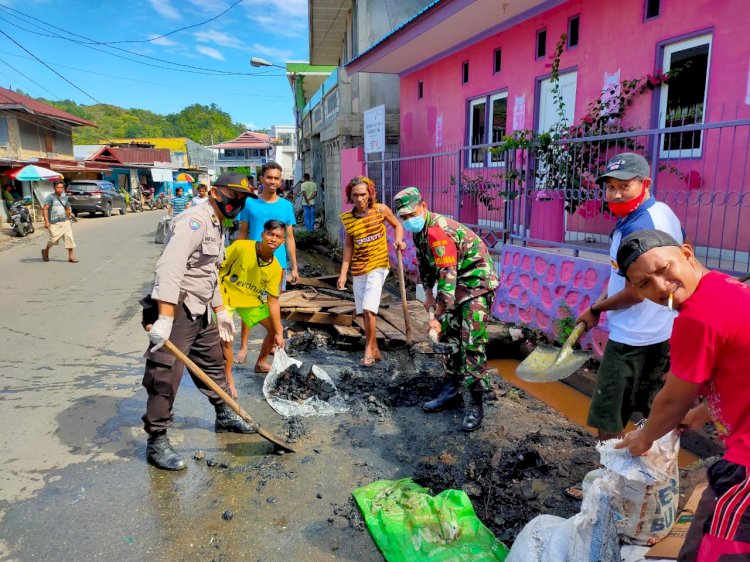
[211,131,272,150]
[88,146,173,166]
[0,87,95,127]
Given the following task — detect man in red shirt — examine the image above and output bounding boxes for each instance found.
[615,228,750,561]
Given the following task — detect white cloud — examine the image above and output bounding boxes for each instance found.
[148,0,181,20]
[194,29,244,49]
[186,0,228,11]
[246,122,257,130]
[149,35,178,47]
[248,43,292,63]
[195,45,225,60]
[243,0,306,18]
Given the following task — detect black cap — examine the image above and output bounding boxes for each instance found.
[213,173,257,197]
[616,229,681,278]
[597,153,650,185]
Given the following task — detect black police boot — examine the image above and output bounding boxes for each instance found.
[423,377,462,412]
[462,383,484,432]
[215,403,257,434]
[146,430,187,471]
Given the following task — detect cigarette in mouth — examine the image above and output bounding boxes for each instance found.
[668,293,674,311]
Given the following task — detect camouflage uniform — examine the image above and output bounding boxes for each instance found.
[412,210,499,386]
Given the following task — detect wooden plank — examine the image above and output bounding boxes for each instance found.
[379,308,428,343]
[280,297,353,309]
[353,316,385,339]
[333,324,362,338]
[375,317,405,341]
[328,305,356,315]
[286,311,353,327]
[291,277,339,289]
[282,306,322,314]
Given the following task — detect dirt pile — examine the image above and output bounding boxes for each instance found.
[270,364,336,402]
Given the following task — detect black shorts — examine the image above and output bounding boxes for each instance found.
[586,339,670,435]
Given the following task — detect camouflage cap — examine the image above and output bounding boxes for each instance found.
[596,153,650,185]
[393,187,423,216]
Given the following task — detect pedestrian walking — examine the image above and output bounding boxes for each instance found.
[191,183,209,206]
[168,187,191,216]
[576,153,684,443]
[392,187,498,431]
[300,173,318,231]
[219,219,286,379]
[337,176,404,367]
[235,162,298,366]
[615,229,750,561]
[41,181,78,263]
[140,172,257,471]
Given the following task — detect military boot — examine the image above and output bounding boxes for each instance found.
[423,377,462,412]
[146,430,186,471]
[462,382,484,432]
[215,403,257,434]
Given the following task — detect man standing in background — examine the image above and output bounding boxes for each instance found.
[41,181,78,263]
[300,173,318,232]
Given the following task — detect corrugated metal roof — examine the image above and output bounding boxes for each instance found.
[211,131,272,149]
[0,87,96,127]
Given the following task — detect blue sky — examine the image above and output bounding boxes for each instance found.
[0,0,309,130]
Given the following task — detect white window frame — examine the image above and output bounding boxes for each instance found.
[467,92,508,168]
[658,33,712,158]
[488,92,508,168]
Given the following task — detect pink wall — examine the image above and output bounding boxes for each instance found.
[397,0,750,252]
[340,147,366,207]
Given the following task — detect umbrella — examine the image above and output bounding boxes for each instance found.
[6,164,63,182]
[175,173,195,182]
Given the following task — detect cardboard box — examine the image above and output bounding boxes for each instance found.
[645,483,708,559]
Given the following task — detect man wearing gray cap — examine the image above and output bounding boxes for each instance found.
[139,173,258,471]
[575,153,684,445]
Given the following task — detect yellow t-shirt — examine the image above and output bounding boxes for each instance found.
[219,240,283,308]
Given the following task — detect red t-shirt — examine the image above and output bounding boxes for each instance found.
[670,271,750,467]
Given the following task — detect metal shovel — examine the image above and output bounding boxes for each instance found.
[515,322,590,383]
[146,326,295,453]
[413,307,458,355]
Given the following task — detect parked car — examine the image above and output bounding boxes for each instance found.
[67,180,127,217]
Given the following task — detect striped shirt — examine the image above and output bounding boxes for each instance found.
[170,195,191,216]
[340,205,390,276]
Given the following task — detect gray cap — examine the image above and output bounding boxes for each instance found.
[616,229,681,278]
[597,153,650,185]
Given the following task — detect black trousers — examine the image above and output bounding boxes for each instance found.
[141,298,228,434]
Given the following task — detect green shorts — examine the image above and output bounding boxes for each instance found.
[587,339,670,435]
[226,303,270,328]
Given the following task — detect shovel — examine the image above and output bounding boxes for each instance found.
[413,307,458,355]
[515,322,590,383]
[395,247,413,345]
[146,326,295,453]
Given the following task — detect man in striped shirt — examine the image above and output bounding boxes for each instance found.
[169,187,191,217]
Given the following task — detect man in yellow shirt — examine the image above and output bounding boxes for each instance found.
[219,219,286,387]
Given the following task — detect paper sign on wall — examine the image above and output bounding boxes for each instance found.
[512,95,526,131]
[601,70,621,116]
[364,105,386,153]
[435,114,443,148]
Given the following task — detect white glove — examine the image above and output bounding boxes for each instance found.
[216,309,236,343]
[148,315,174,352]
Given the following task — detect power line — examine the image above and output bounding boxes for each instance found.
[102,0,244,45]
[0,6,276,77]
[0,29,102,104]
[0,56,61,100]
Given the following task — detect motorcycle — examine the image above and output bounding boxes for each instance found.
[154,192,169,210]
[129,192,143,213]
[9,201,34,237]
[141,187,155,211]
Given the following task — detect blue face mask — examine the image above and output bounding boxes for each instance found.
[402,214,426,233]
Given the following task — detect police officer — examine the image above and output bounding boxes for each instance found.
[393,187,499,431]
[141,173,256,471]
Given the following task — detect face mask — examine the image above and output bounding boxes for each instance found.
[608,182,647,217]
[215,190,246,219]
[403,214,426,233]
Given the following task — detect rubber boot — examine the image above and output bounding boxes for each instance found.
[146,430,186,471]
[462,383,484,432]
[215,403,257,434]
[423,377,462,412]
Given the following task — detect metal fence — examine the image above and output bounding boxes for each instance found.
[365,118,750,276]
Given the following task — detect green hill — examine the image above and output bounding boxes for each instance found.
[39,97,249,145]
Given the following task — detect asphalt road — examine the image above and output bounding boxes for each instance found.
[0,211,384,561]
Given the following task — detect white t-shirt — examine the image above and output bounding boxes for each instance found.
[607,197,684,346]
[191,195,209,206]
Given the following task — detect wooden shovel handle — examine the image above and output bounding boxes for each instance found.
[396,248,413,345]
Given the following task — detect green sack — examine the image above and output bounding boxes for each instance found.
[352,478,508,562]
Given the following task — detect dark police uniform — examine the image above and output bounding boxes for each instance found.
[141,202,229,434]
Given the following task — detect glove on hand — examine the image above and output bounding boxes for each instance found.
[148,314,174,352]
[216,309,236,343]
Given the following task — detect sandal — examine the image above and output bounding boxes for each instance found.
[360,355,377,367]
[563,485,584,501]
[68,258,79,263]
[41,249,49,262]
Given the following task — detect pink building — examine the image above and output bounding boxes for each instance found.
[347,0,750,274]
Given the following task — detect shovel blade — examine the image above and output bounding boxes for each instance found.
[516,343,590,383]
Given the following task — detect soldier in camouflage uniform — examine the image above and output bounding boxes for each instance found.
[393,187,499,431]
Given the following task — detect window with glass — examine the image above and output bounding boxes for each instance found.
[468,92,508,167]
[659,34,711,157]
